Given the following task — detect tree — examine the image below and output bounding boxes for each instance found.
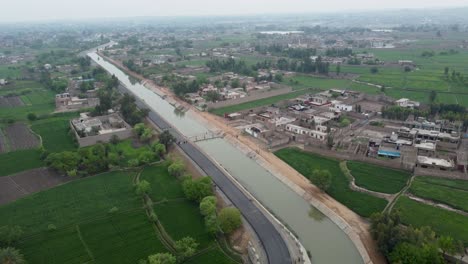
[199,196,217,216]
[310,169,332,191]
[151,142,166,157]
[135,180,151,196]
[182,177,213,202]
[231,79,240,88]
[168,160,185,177]
[27,113,37,121]
[326,135,334,149]
[204,213,220,235]
[159,130,175,149]
[147,253,176,264]
[444,67,449,76]
[370,66,379,74]
[134,123,146,136]
[140,128,153,142]
[175,237,198,258]
[429,90,437,103]
[45,151,80,174]
[0,247,26,264]
[380,85,386,93]
[218,207,242,234]
[138,151,154,165]
[389,242,425,264]
[336,64,341,76]
[438,236,456,255]
[0,226,23,247]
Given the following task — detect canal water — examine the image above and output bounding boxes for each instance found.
[89,52,363,264]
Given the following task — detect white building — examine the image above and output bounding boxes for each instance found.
[395,98,420,109]
[286,124,328,141]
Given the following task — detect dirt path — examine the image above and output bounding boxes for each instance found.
[406,194,468,217]
[99,53,386,264]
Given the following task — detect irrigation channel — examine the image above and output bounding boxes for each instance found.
[88,51,363,264]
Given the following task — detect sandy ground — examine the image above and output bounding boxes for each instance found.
[100,53,386,264]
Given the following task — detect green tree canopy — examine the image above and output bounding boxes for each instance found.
[175,237,198,258]
[199,196,217,216]
[182,177,213,202]
[310,169,332,191]
[218,207,242,234]
[147,253,176,264]
[135,180,151,196]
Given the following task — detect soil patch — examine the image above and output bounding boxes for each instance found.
[4,123,40,151]
[0,167,70,206]
[0,96,24,108]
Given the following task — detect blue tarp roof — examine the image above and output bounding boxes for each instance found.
[378,150,401,157]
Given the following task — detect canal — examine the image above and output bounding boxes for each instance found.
[88,52,363,264]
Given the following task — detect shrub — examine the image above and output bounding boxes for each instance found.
[108,206,119,214]
[27,113,37,121]
[47,224,57,231]
[219,207,242,234]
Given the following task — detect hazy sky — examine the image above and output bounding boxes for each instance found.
[3,0,468,22]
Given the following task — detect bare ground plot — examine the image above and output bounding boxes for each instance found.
[0,96,24,107]
[4,123,40,151]
[0,129,6,153]
[0,167,69,206]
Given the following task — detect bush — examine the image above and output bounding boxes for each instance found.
[168,160,185,177]
[108,206,119,214]
[27,113,37,121]
[182,177,213,202]
[149,212,158,222]
[135,180,151,196]
[47,224,57,231]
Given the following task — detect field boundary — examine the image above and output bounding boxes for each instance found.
[75,224,95,262]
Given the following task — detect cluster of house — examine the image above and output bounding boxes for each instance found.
[185,72,277,107]
[368,117,466,172]
[55,79,101,111]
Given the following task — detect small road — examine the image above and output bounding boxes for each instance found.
[119,85,292,264]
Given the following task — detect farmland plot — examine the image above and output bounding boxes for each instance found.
[0,96,24,107]
[4,123,40,151]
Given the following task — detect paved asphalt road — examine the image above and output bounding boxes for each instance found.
[124,85,292,264]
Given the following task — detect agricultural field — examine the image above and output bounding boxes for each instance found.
[283,74,351,90]
[275,148,388,217]
[31,117,77,153]
[342,49,468,106]
[0,81,55,121]
[3,123,40,151]
[0,165,237,263]
[210,89,312,116]
[409,176,468,212]
[394,196,468,245]
[0,96,24,108]
[0,149,43,177]
[346,161,411,194]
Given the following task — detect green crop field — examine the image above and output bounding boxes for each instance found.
[409,176,468,212]
[346,161,411,194]
[31,117,77,153]
[283,74,351,90]
[0,165,237,263]
[394,196,468,245]
[0,149,44,176]
[0,171,140,233]
[0,65,22,79]
[275,148,388,217]
[141,164,185,201]
[155,200,214,249]
[210,89,312,116]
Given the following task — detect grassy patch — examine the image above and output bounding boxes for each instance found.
[347,161,411,194]
[155,200,213,249]
[394,196,468,245]
[0,149,43,176]
[283,75,350,90]
[140,164,185,201]
[31,117,77,153]
[275,148,387,217]
[409,176,468,212]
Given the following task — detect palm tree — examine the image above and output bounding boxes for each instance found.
[0,247,26,264]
